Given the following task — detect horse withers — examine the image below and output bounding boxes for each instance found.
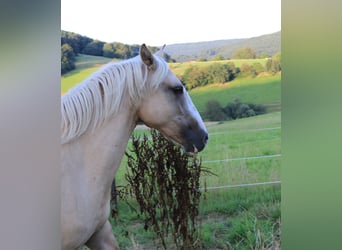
[61,44,208,249]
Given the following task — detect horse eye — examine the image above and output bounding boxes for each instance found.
[172,85,184,94]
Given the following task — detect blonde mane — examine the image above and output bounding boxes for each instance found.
[61,55,169,144]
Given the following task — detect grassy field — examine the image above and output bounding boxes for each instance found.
[190,74,281,114]
[112,112,281,249]
[62,55,281,249]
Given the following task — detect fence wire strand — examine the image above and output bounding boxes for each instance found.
[203,154,281,164]
[202,181,281,190]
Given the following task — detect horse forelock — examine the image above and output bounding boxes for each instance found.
[61,54,169,144]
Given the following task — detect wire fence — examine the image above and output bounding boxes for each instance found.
[129,126,281,191]
[201,153,281,190]
[201,181,281,191]
[209,127,281,136]
[201,126,281,190]
[131,127,281,142]
[203,154,281,164]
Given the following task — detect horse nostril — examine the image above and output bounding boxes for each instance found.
[203,133,209,144]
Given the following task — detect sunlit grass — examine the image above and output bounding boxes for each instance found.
[189,74,281,113]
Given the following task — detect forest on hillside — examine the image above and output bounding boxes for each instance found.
[164,31,280,62]
[61,30,174,74]
[61,30,281,122]
[61,30,281,77]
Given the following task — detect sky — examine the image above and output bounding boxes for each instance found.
[61,0,281,46]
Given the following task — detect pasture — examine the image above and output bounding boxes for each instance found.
[62,54,281,249]
[112,112,281,249]
[189,74,281,113]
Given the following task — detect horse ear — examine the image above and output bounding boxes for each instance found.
[155,44,166,58]
[140,44,155,69]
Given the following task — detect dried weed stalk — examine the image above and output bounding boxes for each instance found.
[124,129,210,249]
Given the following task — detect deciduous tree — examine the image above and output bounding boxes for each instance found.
[61,43,75,74]
[232,47,256,59]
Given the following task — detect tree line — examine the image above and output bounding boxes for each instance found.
[61,30,174,74]
[181,49,281,90]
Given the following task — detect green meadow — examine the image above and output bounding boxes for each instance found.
[62,54,281,249]
[112,112,281,249]
[190,74,281,113]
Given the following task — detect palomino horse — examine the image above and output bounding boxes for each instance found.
[61,44,208,249]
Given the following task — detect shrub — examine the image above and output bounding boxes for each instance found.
[207,63,230,84]
[203,100,228,121]
[181,62,239,88]
[203,98,266,121]
[182,66,209,89]
[265,52,281,74]
[232,47,256,59]
[248,103,267,115]
[224,98,266,120]
[239,63,255,77]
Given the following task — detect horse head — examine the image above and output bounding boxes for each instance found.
[137,44,208,153]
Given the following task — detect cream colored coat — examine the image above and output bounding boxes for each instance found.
[61,45,208,249]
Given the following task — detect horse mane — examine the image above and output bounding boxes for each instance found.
[61,54,169,144]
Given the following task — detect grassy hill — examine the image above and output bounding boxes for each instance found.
[164,39,243,61]
[190,74,281,113]
[61,54,281,112]
[204,31,281,60]
[61,54,115,94]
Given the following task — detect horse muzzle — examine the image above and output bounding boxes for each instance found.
[182,128,208,153]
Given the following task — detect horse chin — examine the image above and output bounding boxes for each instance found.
[184,146,199,156]
[164,135,201,154]
[183,141,205,154]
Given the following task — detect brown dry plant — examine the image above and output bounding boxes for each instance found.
[123,129,211,249]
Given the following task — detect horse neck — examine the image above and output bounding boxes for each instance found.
[81,105,138,189]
